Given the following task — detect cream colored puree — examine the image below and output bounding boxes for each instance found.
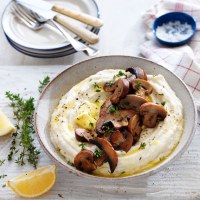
[50,69,184,177]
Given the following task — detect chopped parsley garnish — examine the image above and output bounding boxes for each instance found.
[102,123,115,134]
[106,81,115,87]
[94,149,101,158]
[139,157,142,160]
[113,71,127,79]
[158,93,164,96]
[109,105,119,113]
[2,184,6,188]
[93,82,100,89]
[136,80,142,87]
[79,142,86,150]
[140,142,146,149]
[95,89,101,92]
[161,101,166,106]
[38,76,50,93]
[0,159,5,167]
[120,171,126,175]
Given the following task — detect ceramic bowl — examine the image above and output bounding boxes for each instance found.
[153,12,196,46]
[34,56,197,180]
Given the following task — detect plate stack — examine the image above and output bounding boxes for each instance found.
[1,0,100,58]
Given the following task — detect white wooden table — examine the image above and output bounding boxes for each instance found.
[0,0,200,199]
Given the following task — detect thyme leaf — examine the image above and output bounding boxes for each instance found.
[38,76,50,93]
[0,159,5,167]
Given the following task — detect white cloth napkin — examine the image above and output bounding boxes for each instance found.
[140,0,200,111]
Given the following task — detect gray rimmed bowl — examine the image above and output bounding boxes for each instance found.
[34,55,197,180]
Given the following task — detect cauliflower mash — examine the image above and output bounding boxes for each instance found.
[50,69,183,177]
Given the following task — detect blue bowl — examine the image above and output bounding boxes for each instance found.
[153,12,196,46]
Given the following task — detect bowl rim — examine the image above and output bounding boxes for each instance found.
[152,11,197,46]
[34,55,198,180]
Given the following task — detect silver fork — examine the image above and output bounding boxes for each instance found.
[11,3,99,56]
[11,3,44,30]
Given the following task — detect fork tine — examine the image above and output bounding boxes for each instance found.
[12,3,36,25]
[15,3,38,24]
[11,6,33,28]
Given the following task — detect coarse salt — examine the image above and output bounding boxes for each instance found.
[156,21,193,42]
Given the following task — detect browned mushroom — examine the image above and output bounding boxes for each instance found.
[128,114,142,144]
[139,103,167,128]
[119,94,148,111]
[126,67,147,80]
[103,82,116,92]
[131,79,153,94]
[95,110,135,135]
[99,99,112,117]
[110,129,133,153]
[75,128,93,142]
[110,78,129,104]
[94,152,107,167]
[74,150,97,173]
[90,137,118,173]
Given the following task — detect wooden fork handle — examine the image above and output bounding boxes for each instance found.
[52,5,103,28]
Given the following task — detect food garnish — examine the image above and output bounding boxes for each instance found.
[5,92,40,168]
[113,71,127,79]
[38,76,50,93]
[94,149,101,158]
[140,142,146,149]
[7,165,56,198]
[0,110,15,136]
[79,142,86,150]
[161,101,166,106]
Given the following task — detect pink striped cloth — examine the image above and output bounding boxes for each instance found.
[140,0,200,111]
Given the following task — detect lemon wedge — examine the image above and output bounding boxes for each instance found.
[0,110,15,136]
[8,165,56,198]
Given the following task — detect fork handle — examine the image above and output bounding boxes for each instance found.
[52,5,103,28]
[53,14,99,44]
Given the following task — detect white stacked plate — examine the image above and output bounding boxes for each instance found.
[1,0,100,58]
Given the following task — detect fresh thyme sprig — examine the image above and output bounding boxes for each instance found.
[38,76,50,93]
[5,91,40,168]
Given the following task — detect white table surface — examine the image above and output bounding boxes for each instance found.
[0,0,200,199]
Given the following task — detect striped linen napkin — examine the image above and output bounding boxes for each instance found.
[140,0,200,111]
